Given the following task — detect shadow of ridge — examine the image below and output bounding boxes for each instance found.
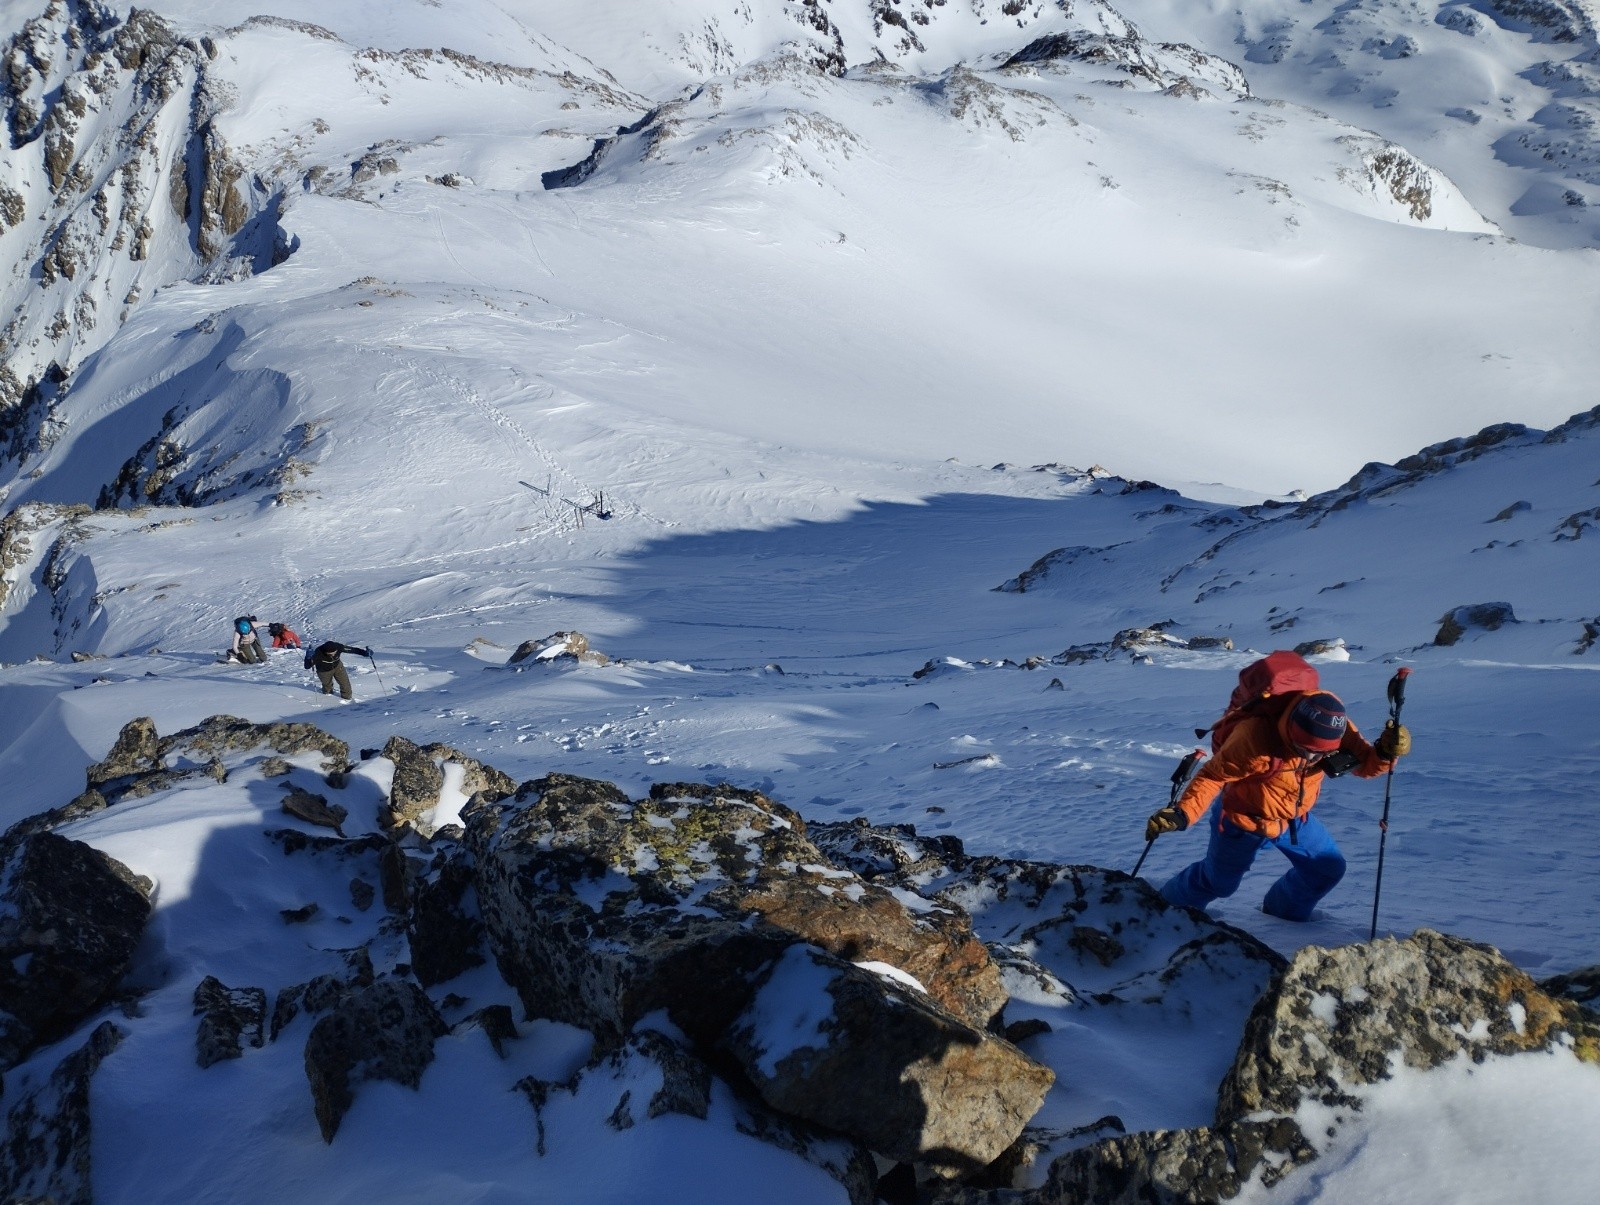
[566,489,1194,664]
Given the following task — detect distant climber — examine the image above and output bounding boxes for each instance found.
[1144,689,1410,921]
[267,622,302,649]
[304,640,371,701]
[229,616,266,665]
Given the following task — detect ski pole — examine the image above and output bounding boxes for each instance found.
[365,649,386,695]
[1132,748,1205,877]
[1130,838,1157,879]
[1368,667,1412,940]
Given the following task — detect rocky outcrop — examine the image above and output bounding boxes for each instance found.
[722,942,1053,1172]
[1434,601,1517,645]
[0,1021,125,1205]
[0,501,89,611]
[303,978,447,1141]
[463,773,1048,1175]
[380,735,445,830]
[269,950,377,1042]
[377,736,517,837]
[9,714,352,840]
[46,715,348,826]
[1219,930,1600,1118]
[979,930,1600,1204]
[1541,964,1600,1017]
[471,775,1007,1030]
[84,714,162,786]
[193,975,267,1068]
[1002,28,1248,99]
[507,629,611,667]
[0,832,152,1071]
[1364,144,1437,220]
[280,785,348,834]
[18,718,1600,1199]
[408,854,487,987]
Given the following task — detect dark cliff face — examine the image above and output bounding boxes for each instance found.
[0,3,279,435]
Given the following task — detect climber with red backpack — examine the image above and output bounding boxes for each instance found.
[1143,651,1411,922]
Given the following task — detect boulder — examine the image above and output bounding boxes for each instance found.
[1292,638,1345,657]
[380,735,444,830]
[303,978,447,1142]
[1000,930,1600,1204]
[1218,929,1600,1120]
[463,773,1048,1173]
[507,630,610,666]
[1434,601,1516,645]
[84,715,160,787]
[193,975,267,1068]
[408,854,487,987]
[269,949,376,1041]
[0,1021,125,1205]
[1540,964,1600,1018]
[377,739,517,836]
[451,1004,518,1058]
[0,832,153,1070]
[726,944,1054,1174]
[280,785,347,834]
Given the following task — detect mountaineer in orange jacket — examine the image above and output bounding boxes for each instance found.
[1145,691,1411,921]
[267,622,302,649]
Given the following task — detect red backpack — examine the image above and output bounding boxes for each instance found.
[1198,650,1320,754]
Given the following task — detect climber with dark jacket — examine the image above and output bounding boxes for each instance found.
[303,640,371,701]
[1145,691,1410,921]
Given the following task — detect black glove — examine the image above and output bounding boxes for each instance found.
[1375,723,1411,760]
[1145,807,1187,843]
[357,647,372,658]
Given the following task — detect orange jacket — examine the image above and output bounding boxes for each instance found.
[1176,698,1394,838]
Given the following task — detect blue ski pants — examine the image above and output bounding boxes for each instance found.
[1160,800,1346,922]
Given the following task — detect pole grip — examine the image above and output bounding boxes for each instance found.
[1387,666,1411,713]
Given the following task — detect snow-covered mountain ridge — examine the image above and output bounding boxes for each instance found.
[4,0,1596,504]
[993,401,1600,660]
[1117,0,1600,247]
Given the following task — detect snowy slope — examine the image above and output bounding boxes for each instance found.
[1116,0,1600,247]
[4,0,1598,508]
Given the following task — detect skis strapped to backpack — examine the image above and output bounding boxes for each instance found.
[1196,650,1320,754]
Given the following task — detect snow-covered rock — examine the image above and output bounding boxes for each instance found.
[0,830,151,1069]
